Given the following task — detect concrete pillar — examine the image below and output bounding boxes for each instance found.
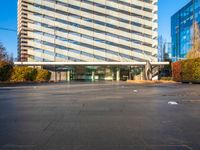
[50,71,55,81]
[54,71,57,82]
[140,67,144,80]
[54,66,57,82]
[129,67,132,80]
[60,72,67,81]
[112,72,114,81]
[116,68,120,81]
[67,70,70,82]
[92,71,95,81]
[58,72,61,82]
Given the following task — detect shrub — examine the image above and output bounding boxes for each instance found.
[0,61,13,81]
[181,58,200,81]
[192,58,200,80]
[181,59,193,81]
[36,69,51,82]
[11,67,37,82]
[172,58,200,82]
[172,61,182,82]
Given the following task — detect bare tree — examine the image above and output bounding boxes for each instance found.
[8,53,14,62]
[187,22,200,59]
[0,42,8,61]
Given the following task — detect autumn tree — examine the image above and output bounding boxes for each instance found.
[187,22,200,59]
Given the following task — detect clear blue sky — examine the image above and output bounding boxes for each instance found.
[0,0,189,58]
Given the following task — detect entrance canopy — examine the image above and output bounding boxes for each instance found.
[14,62,169,66]
[14,61,170,81]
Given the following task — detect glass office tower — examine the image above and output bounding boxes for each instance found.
[18,0,158,62]
[171,0,200,61]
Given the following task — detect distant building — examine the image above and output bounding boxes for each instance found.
[158,36,165,62]
[166,42,172,60]
[171,0,200,61]
[158,36,172,62]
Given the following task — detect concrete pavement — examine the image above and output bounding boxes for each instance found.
[0,82,200,150]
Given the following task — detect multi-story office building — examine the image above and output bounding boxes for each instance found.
[158,36,172,62]
[166,42,172,60]
[18,0,158,63]
[171,0,200,61]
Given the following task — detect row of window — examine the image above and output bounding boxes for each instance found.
[44,0,153,21]
[33,10,153,39]
[31,55,83,62]
[32,37,146,62]
[34,47,106,61]
[29,1,154,31]
[32,17,153,47]
[31,21,153,54]
[45,0,154,12]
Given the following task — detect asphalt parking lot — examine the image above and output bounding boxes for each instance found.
[0,82,200,150]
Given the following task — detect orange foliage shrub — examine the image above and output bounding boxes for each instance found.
[172,61,182,82]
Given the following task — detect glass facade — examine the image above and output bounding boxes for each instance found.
[171,0,200,61]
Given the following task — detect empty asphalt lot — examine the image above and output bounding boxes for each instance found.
[0,82,200,150]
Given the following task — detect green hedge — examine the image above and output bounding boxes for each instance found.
[172,58,200,82]
[11,67,37,82]
[36,69,51,82]
[0,61,13,81]
[11,67,51,82]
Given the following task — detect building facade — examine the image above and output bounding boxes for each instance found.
[171,0,200,61]
[158,35,172,62]
[18,0,158,63]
